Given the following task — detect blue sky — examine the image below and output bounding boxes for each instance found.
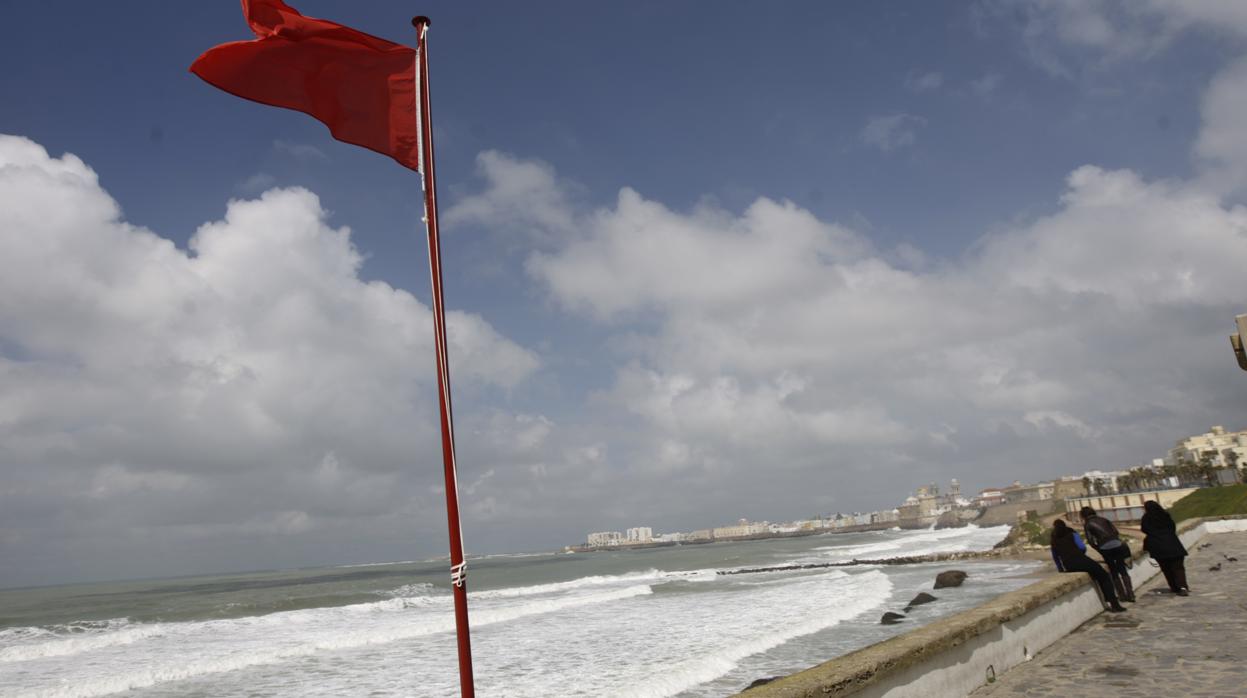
[2,1,1247,586]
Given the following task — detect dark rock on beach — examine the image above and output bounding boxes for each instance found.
[933,570,967,589]
[746,677,779,689]
[903,592,938,612]
[880,611,907,625]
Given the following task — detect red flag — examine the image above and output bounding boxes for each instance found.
[191,0,419,171]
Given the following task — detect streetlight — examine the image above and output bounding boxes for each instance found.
[1232,314,1247,371]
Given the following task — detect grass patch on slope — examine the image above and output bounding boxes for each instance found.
[1168,483,1247,522]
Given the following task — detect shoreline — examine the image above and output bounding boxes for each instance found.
[739,515,1247,697]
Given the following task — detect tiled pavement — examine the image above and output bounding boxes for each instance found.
[970,531,1247,698]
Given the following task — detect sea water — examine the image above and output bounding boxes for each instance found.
[0,525,1041,697]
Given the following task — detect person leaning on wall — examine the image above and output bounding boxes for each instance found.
[1050,518,1127,613]
[1141,500,1190,596]
[1079,506,1135,602]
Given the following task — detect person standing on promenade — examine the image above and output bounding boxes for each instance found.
[1050,518,1127,612]
[1079,506,1135,602]
[1141,500,1190,596]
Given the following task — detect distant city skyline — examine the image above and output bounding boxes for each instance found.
[581,424,1247,548]
[3,2,1247,588]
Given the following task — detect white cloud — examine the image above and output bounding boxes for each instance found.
[1024,410,1099,439]
[990,0,1247,78]
[860,113,927,152]
[449,96,1247,518]
[527,189,870,321]
[272,139,328,161]
[238,172,276,193]
[978,165,1247,305]
[0,135,542,584]
[11,0,1247,581]
[1143,0,1247,38]
[970,72,1003,97]
[444,150,579,243]
[905,71,944,92]
[1196,56,1247,192]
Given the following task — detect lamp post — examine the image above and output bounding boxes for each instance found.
[1232,314,1247,371]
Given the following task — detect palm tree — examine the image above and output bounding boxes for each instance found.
[1178,458,1198,486]
[1196,451,1220,486]
[1126,469,1139,492]
[1118,472,1134,493]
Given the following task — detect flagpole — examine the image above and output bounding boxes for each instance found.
[412,16,475,698]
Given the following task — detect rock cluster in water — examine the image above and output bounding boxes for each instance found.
[880,611,907,625]
[872,570,968,625]
[903,591,938,613]
[933,570,968,589]
[746,568,973,691]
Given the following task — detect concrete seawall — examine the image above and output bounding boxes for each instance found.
[739,515,1247,698]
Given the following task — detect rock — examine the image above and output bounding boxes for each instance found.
[903,592,938,612]
[934,511,969,529]
[934,570,968,589]
[746,677,780,689]
[880,611,907,625]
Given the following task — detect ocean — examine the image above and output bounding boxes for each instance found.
[0,525,1041,697]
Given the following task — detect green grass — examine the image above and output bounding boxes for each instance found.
[1167,484,1247,522]
[1016,519,1052,546]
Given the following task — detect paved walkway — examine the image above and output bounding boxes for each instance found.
[971,531,1247,697]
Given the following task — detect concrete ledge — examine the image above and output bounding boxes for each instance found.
[739,515,1247,698]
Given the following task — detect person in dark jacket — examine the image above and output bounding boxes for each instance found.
[1050,518,1127,612]
[1079,506,1135,602]
[1141,500,1189,595]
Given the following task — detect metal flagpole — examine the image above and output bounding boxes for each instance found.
[412,16,475,697]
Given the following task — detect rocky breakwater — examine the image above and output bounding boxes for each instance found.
[875,570,967,626]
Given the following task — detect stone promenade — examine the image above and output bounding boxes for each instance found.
[971,531,1247,697]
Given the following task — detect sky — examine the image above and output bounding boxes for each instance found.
[2,0,1247,588]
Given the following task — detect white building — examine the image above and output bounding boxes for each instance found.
[587,531,624,547]
[625,527,653,543]
[1167,425,1247,468]
[1081,470,1130,495]
[871,509,899,524]
[713,518,769,539]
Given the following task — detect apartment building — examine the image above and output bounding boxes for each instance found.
[1168,425,1247,468]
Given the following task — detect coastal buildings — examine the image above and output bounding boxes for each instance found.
[872,509,899,525]
[1064,487,1198,523]
[1002,480,1054,502]
[586,531,624,547]
[1080,469,1130,495]
[896,481,972,528]
[625,527,653,543]
[574,428,1245,549]
[977,488,1005,507]
[1167,425,1247,469]
[1052,477,1089,501]
[713,518,770,539]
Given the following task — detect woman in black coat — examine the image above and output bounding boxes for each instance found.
[1050,518,1126,612]
[1141,500,1189,596]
